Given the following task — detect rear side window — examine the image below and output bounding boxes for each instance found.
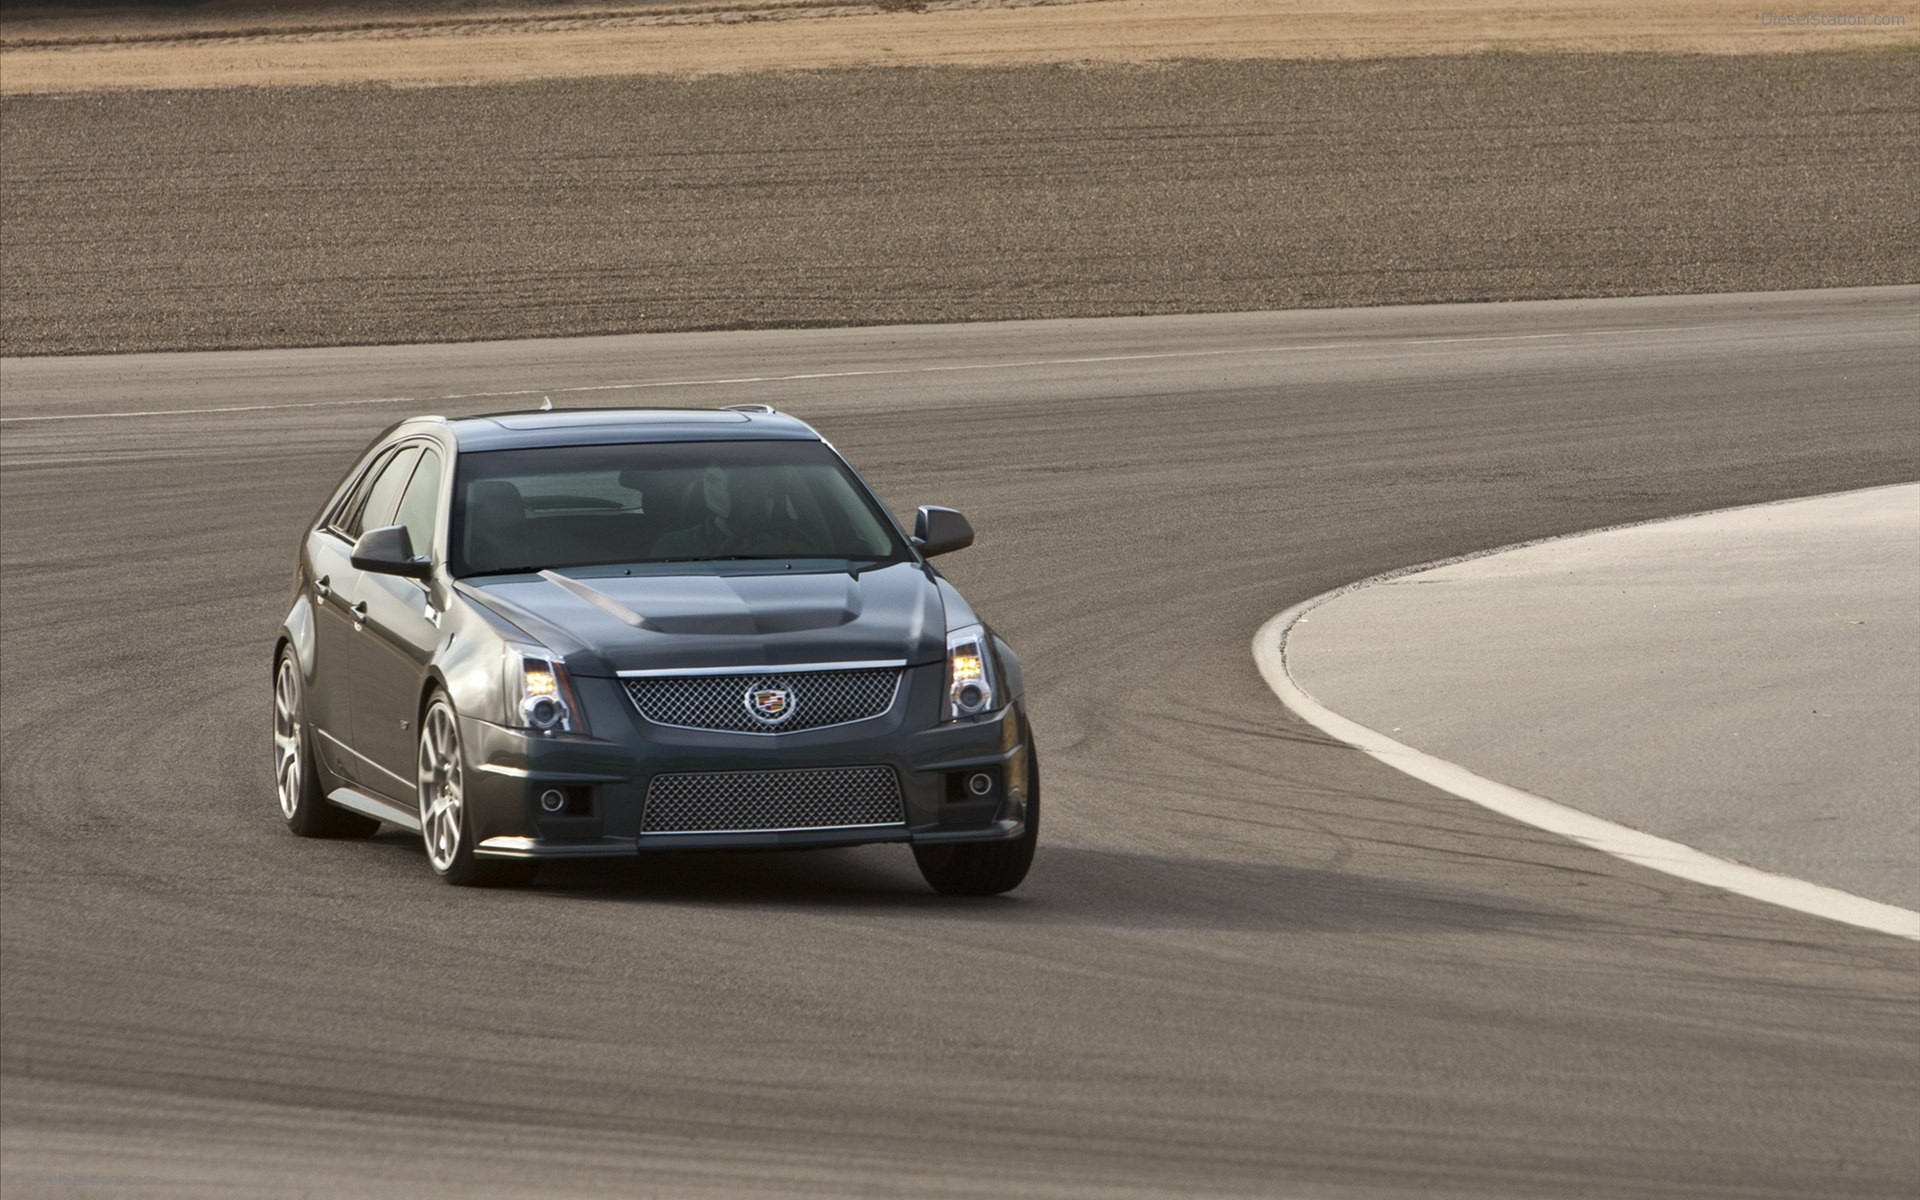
[341,445,422,542]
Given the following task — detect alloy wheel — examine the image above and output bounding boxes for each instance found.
[417,701,465,873]
[273,656,304,821]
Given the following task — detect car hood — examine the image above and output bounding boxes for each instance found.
[455,561,947,676]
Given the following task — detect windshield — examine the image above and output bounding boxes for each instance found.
[450,439,910,577]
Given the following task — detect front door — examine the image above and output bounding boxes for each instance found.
[349,446,446,797]
[351,572,440,798]
[305,441,421,780]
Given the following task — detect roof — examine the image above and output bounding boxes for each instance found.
[425,406,822,452]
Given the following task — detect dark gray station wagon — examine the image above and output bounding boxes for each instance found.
[272,406,1037,892]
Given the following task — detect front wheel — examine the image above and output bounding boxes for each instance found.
[417,694,533,888]
[912,724,1039,896]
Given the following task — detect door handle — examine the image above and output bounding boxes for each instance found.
[314,575,331,600]
[349,600,368,624]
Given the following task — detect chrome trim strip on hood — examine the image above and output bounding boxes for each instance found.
[538,569,656,630]
[617,659,908,678]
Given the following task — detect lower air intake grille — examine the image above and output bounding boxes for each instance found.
[642,765,905,834]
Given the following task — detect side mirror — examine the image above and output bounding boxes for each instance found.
[351,524,431,579]
[912,505,974,558]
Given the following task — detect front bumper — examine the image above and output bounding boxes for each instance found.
[460,664,1030,860]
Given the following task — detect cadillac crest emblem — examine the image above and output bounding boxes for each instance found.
[745,686,796,726]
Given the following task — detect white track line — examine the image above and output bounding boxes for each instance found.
[0,325,1709,424]
[1251,488,1920,943]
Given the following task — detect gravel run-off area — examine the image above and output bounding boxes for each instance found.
[2,51,1916,356]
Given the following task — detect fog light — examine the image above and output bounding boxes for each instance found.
[966,771,995,797]
[538,788,567,814]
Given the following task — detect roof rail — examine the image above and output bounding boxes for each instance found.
[723,403,778,415]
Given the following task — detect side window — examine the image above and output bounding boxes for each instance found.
[344,446,422,542]
[392,447,444,561]
[328,447,395,538]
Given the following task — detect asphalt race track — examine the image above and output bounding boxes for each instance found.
[2,288,1918,1197]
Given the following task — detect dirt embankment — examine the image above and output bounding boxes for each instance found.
[2,2,1915,355]
[3,1,1916,92]
[3,52,1915,356]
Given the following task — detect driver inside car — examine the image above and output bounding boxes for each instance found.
[651,464,798,558]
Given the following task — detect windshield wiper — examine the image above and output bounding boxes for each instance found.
[668,554,898,564]
[462,565,551,577]
[646,554,816,563]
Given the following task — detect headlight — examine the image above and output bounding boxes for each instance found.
[506,646,584,734]
[945,624,999,720]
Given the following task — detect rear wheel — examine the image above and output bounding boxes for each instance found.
[913,724,1040,896]
[274,649,379,839]
[417,693,534,888]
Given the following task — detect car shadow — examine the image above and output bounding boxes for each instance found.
[525,841,1581,936]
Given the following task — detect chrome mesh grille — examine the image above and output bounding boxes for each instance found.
[623,667,901,734]
[642,765,904,834]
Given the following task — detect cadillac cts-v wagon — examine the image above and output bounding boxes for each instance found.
[272,406,1037,892]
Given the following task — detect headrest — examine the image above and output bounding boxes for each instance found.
[468,480,527,526]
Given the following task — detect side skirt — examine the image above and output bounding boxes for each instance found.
[327,786,421,832]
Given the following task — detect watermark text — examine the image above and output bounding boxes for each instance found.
[1759,12,1908,26]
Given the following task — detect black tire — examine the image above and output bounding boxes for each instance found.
[440,849,537,889]
[274,648,380,839]
[912,723,1040,896]
[417,692,535,888]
